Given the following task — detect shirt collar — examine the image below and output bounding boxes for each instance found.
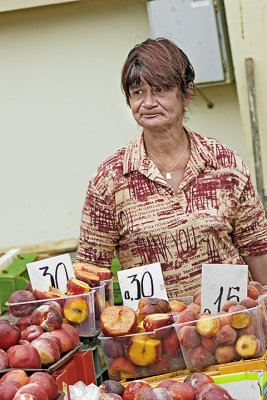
[123,128,219,179]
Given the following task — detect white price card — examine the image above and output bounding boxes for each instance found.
[201,264,248,315]
[117,262,168,310]
[27,253,75,293]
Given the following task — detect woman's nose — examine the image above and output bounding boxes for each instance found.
[142,90,157,108]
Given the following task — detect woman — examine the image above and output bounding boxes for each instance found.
[76,38,267,297]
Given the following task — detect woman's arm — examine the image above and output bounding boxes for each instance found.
[243,253,267,286]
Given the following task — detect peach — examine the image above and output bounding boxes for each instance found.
[16,315,32,332]
[237,319,256,337]
[13,383,49,400]
[169,300,187,313]
[240,297,258,309]
[43,300,63,315]
[195,383,234,400]
[33,289,57,301]
[249,281,263,295]
[100,306,137,337]
[228,305,250,329]
[217,311,229,328]
[0,348,9,370]
[0,369,28,385]
[99,380,125,397]
[162,327,181,356]
[194,295,201,307]
[28,372,58,400]
[156,380,176,390]
[104,338,127,359]
[247,284,259,300]
[187,303,201,316]
[31,337,60,365]
[201,337,217,354]
[221,300,238,312]
[214,326,237,346]
[7,290,36,317]
[63,297,89,324]
[188,345,213,368]
[196,315,220,337]
[61,323,80,347]
[156,299,170,313]
[178,326,201,349]
[66,277,91,296]
[143,313,174,338]
[18,339,31,346]
[74,262,113,281]
[21,325,44,342]
[108,357,137,381]
[235,334,258,358]
[51,328,74,353]
[127,335,162,366]
[215,345,236,363]
[184,372,214,390]
[193,289,201,303]
[176,310,197,326]
[138,298,165,311]
[0,322,21,350]
[31,305,63,332]
[169,382,195,400]
[149,355,169,376]
[39,332,62,353]
[134,387,173,400]
[8,345,41,369]
[0,381,21,400]
[122,380,151,400]
[74,269,100,287]
[100,394,123,400]
[136,321,146,333]
[136,304,161,324]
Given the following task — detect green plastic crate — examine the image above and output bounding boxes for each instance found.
[0,253,37,312]
[111,258,122,305]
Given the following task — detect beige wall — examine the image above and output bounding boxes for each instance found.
[0,0,254,249]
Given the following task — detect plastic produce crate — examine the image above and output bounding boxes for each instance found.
[80,336,108,385]
[99,324,185,381]
[174,305,265,371]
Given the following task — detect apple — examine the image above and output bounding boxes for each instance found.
[100,306,137,337]
[63,296,89,324]
[51,328,75,352]
[0,381,21,400]
[0,349,9,370]
[13,383,49,400]
[21,325,44,342]
[108,357,137,381]
[122,380,151,400]
[31,337,61,365]
[0,369,29,385]
[31,304,63,331]
[28,372,58,400]
[7,290,36,317]
[0,321,21,350]
[66,278,91,296]
[8,344,41,369]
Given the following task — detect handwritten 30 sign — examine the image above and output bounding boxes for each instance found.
[117,262,168,310]
[201,264,248,315]
[27,254,75,293]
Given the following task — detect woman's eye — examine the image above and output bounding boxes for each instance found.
[155,87,164,93]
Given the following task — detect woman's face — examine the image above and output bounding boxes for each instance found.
[129,78,189,132]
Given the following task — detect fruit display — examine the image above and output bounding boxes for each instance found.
[99,300,186,381]
[0,369,60,400]
[0,317,80,370]
[174,301,265,370]
[98,372,236,400]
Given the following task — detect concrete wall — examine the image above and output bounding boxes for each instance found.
[0,0,255,249]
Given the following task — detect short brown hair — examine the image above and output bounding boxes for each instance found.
[121,38,195,106]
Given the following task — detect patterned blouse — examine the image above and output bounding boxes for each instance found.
[76,129,267,297]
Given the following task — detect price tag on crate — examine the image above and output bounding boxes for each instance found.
[27,253,75,293]
[117,262,168,310]
[201,264,248,314]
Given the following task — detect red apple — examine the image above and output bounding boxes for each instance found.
[28,372,58,400]
[31,304,63,331]
[21,325,44,342]
[31,337,60,365]
[8,344,41,369]
[0,321,21,350]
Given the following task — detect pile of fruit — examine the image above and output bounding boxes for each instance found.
[0,370,59,400]
[97,372,237,399]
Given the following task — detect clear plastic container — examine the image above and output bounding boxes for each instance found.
[99,324,185,381]
[6,287,105,337]
[168,295,194,306]
[174,305,265,370]
[100,278,114,307]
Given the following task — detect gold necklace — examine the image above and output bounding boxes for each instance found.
[146,140,188,179]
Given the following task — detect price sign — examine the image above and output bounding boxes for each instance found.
[201,264,248,315]
[27,254,75,293]
[117,262,168,310]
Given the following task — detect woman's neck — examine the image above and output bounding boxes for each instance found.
[143,126,188,156]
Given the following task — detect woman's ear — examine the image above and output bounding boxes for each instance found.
[183,82,194,107]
